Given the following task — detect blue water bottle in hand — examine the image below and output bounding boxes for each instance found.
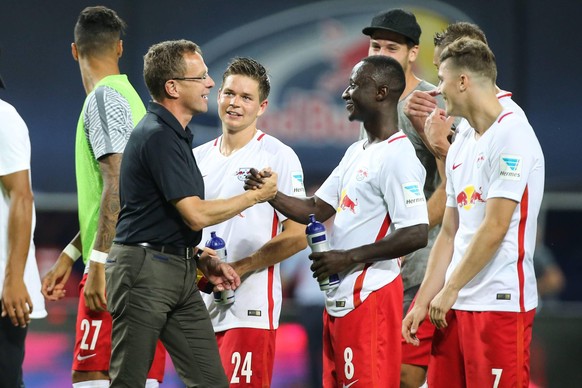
[205,231,235,305]
[306,214,339,291]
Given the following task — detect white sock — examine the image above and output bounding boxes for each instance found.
[71,377,159,387]
[145,378,160,388]
[72,380,109,388]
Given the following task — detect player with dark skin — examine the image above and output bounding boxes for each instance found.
[244,58,427,291]
[245,56,428,386]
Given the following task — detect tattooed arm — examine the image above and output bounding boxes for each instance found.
[83,153,122,311]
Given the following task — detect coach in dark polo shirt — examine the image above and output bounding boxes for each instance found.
[105,40,277,388]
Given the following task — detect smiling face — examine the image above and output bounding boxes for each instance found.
[175,52,215,114]
[342,61,376,122]
[218,74,267,134]
[368,30,417,74]
[436,58,462,116]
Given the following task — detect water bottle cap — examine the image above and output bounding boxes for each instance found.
[205,231,225,249]
[306,214,326,234]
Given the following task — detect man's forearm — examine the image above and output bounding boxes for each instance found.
[414,234,453,308]
[414,208,457,308]
[427,182,446,230]
[444,216,508,293]
[177,173,278,232]
[427,157,447,229]
[234,220,307,277]
[443,198,516,293]
[349,224,428,265]
[5,190,33,278]
[176,191,261,232]
[94,153,123,254]
[67,232,82,250]
[269,192,334,225]
[93,182,120,253]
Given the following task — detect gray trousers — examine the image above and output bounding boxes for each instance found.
[105,244,228,388]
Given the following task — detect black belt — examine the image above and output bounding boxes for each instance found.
[132,242,198,259]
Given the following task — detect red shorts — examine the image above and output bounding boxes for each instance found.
[428,309,536,388]
[73,273,166,381]
[323,276,403,388]
[216,327,277,387]
[401,296,435,367]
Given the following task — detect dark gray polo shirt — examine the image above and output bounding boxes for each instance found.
[114,101,204,247]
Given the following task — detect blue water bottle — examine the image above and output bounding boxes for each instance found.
[306,214,339,291]
[205,231,235,305]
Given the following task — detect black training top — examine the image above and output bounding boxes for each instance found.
[114,101,204,247]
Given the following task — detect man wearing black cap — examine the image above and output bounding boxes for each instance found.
[361,9,448,388]
[362,9,424,101]
[0,58,47,387]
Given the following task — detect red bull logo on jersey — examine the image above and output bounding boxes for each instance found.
[456,185,486,210]
[235,167,252,181]
[338,190,358,214]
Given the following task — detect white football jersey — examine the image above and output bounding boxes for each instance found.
[0,99,46,319]
[316,131,428,317]
[455,90,526,136]
[194,130,305,331]
[446,108,544,312]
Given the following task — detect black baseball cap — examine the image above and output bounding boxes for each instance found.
[362,9,422,45]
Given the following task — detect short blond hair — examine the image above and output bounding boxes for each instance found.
[439,37,497,84]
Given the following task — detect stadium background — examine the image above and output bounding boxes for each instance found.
[1,0,580,386]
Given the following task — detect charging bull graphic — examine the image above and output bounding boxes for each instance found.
[338,190,358,214]
[456,185,486,210]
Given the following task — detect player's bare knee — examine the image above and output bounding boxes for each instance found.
[400,363,427,388]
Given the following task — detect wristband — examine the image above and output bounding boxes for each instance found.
[64,244,81,262]
[89,249,108,264]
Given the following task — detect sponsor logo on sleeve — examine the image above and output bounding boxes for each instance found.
[291,171,306,196]
[499,154,521,181]
[402,182,426,207]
